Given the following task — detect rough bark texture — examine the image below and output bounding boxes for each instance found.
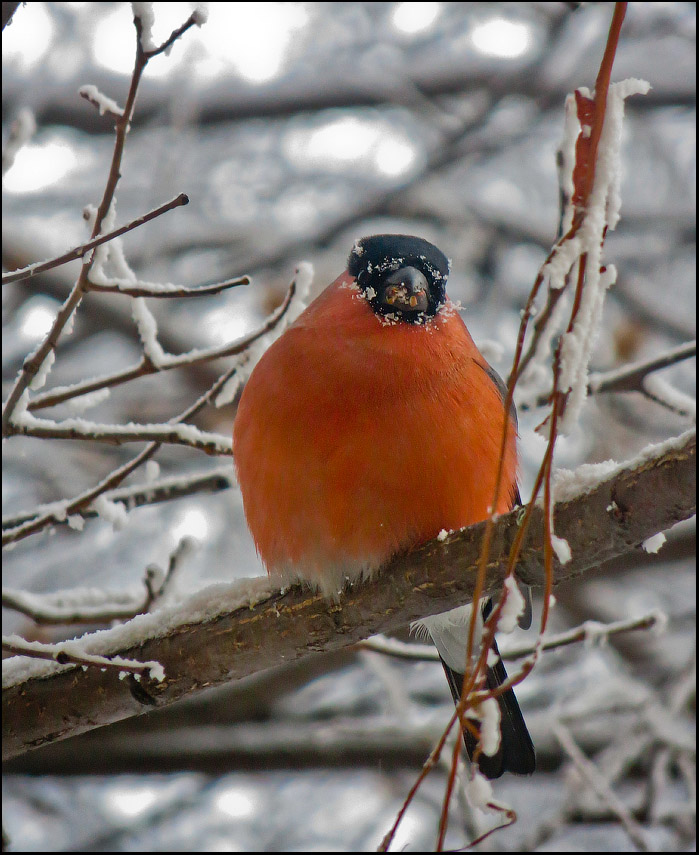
[2,431,695,761]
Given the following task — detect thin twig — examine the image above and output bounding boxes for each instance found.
[1,11,198,434]
[522,340,697,410]
[2,194,190,285]
[359,612,665,663]
[1,464,232,531]
[8,417,232,456]
[553,721,651,852]
[27,284,293,412]
[2,280,296,546]
[2,537,193,625]
[86,274,249,298]
[2,635,164,681]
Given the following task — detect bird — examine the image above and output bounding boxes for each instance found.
[233,234,535,778]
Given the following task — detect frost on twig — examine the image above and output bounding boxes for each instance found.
[79,84,124,119]
[2,194,192,286]
[360,611,665,663]
[2,635,165,682]
[516,78,652,432]
[1,5,204,435]
[2,537,194,624]
[9,411,233,456]
[2,272,303,547]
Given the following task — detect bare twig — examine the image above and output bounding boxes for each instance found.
[590,341,696,394]
[553,721,651,851]
[2,194,191,285]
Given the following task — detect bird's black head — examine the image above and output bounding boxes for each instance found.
[348,234,450,324]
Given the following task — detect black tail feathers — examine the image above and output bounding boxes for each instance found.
[440,645,535,779]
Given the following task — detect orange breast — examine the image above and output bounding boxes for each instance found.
[233,273,517,589]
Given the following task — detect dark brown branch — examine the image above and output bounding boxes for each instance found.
[2,194,190,285]
[591,341,696,394]
[521,340,697,410]
[3,429,694,761]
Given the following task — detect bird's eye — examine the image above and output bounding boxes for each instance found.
[381,267,429,313]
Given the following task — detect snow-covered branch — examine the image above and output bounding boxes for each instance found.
[3,428,694,761]
[2,537,193,625]
[9,413,233,456]
[360,611,666,663]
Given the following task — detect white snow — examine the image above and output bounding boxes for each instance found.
[2,576,275,689]
[65,387,111,415]
[551,534,572,565]
[92,496,130,530]
[2,633,165,682]
[551,428,694,503]
[476,697,501,757]
[132,2,156,52]
[465,771,493,809]
[497,576,525,633]
[642,532,666,554]
[28,349,55,390]
[78,85,124,117]
[131,298,167,367]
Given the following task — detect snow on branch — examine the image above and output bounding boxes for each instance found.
[1,6,203,436]
[2,194,192,285]
[1,463,233,533]
[360,611,665,663]
[26,274,301,413]
[3,428,694,761]
[2,274,300,546]
[9,411,232,456]
[516,77,652,428]
[2,537,193,624]
[522,340,696,411]
[2,635,165,683]
[78,84,124,119]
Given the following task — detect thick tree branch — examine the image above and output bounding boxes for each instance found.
[2,429,694,762]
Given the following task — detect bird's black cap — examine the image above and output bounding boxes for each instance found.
[348,234,450,323]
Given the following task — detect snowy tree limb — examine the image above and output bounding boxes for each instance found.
[2,429,694,761]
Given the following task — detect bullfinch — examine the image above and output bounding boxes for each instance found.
[233,234,535,778]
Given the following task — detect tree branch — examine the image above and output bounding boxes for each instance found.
[3,429,694,761]
[1,194,191,285]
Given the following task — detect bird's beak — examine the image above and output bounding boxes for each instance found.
[384,267,429,313]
